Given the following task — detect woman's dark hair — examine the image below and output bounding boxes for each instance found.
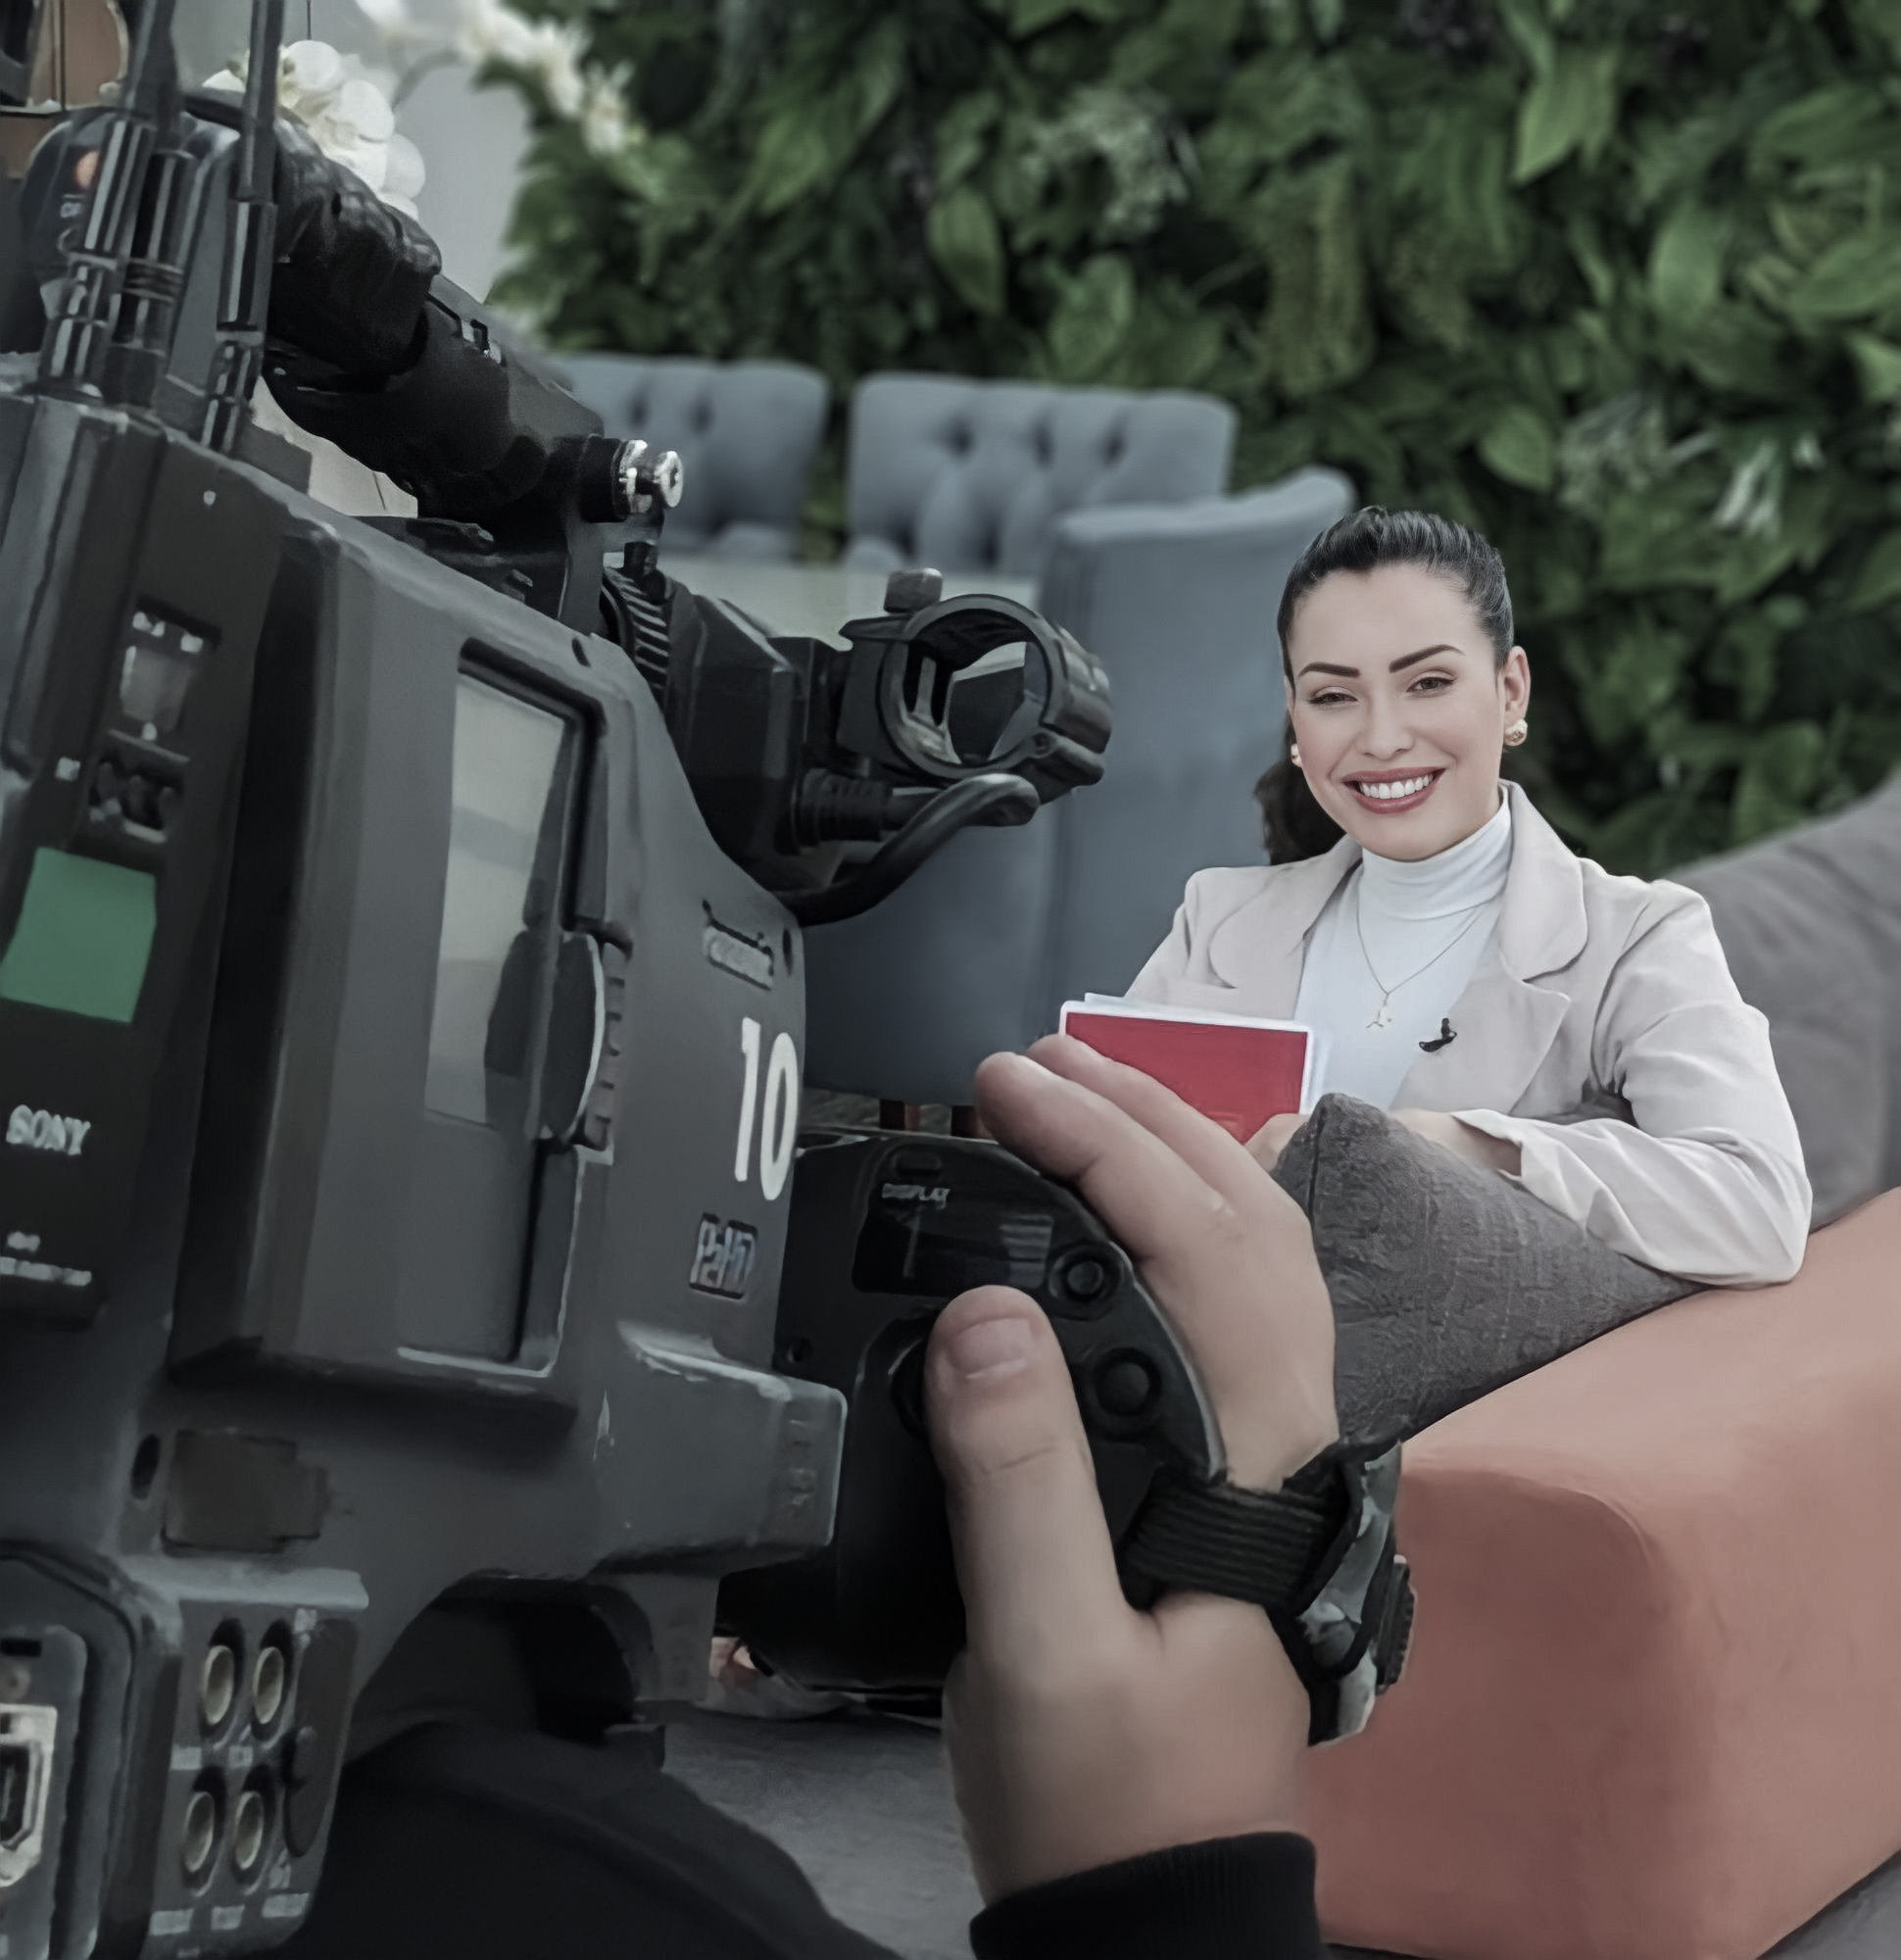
[1255,507,1516,862]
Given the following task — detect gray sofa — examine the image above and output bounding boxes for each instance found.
[1678,772,1901,1225]
[556,353,829,561]
[841,373,1237,580]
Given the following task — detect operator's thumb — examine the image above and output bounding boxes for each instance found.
[925,1289,1129,1667]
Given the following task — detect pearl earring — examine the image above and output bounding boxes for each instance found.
[1290,743,1302,767]
[1503,719,1529,748]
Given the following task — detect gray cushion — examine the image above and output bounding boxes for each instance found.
[1675,772,1901,1212]
[555,353,829,560]
[843,373,1235,579]
[1274,1096,1693,1447]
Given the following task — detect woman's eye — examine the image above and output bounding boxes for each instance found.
[1307,690,1351,707]
[1410,673,1453,693]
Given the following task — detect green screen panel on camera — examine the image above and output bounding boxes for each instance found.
[0,847,157,1023]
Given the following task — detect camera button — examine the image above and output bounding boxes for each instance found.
[1090,1351,1160,1426]
[1048,1248,1117,1318]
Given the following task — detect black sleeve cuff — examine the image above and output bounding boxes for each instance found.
[970,1833,1323,1960]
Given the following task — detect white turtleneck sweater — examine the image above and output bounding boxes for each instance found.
[1293,793,1513,1109]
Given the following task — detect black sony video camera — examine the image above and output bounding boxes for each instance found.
[0,4,1234,1954]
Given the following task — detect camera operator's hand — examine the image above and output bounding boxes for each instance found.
[924,1036,1338,1904]
[1246,1109,1306,1175]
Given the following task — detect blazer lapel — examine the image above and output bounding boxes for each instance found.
[1390,784,1588,1114]
[1391,950,1572,1111]
[1204,834,1362,1019]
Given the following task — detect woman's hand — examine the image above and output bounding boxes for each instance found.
[1246,1109,1306,1174]
[1391,1106,1521,1176]
[926,1036,1339,1903]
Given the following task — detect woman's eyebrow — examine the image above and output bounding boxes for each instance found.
[1295,643,1464,679]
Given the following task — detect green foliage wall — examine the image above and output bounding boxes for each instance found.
[493,0,1901,872]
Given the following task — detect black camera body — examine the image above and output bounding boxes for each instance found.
[0,12,1232,1955]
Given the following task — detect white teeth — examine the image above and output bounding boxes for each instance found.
[1353,775,1435,802]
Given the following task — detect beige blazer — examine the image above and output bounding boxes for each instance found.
[1128,783,1811,1287]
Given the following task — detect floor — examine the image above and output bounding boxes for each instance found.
[665,1706,1901,1960]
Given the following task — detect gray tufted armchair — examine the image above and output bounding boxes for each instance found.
[557,353,829,562]
[841,373,1237,580]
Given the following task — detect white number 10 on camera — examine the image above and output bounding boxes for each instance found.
[734,1017,800,1202]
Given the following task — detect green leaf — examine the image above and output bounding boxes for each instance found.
[927,183,1008,318]
[1492,0,1556,77]
[1712,600,1803,724]
[1587,791,1680,875]
[1648,202,1725,332]
[1008,0,1112,31]
[847,18,907,140]
[1598,490,1728,594]
[1847,332,1901,404]
[1224,52,1372,169]
[1780,233,1901,327]
[936,95,1000,198]
[1478,403,1556,491]
[1850,528,1901,612]
[1731,722,1826,847]
[1048,254,1138,379]
[1565,213,1616,307]
[1573,616,1690,745]
[1680,304,1792,400]
[1307,0,1345,42]
[1750,83,1891,174]
[1849,0,1901,63]
[1254,157,1374,398]
[748,112,835,216]
[1512,46,1620,185]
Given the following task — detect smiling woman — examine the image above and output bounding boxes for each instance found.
[1128,508,1813,1296]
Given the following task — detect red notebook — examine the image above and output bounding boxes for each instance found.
[1058,998,1318,1143]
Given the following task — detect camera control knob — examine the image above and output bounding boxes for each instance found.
[1049,1248,1118,1318]
[648,448,686,509]
[579,437,688,521]
[1090,1351,1160,1426]
[1059,1254,1108,1301]
[612,438,685,514]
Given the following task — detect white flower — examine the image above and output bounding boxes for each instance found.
[337,75,397,144]
[528,21,588,118]
[206,38,419,220]
[355,0,414,32]
[281,38,347,108]
[580,71,629,157]
[384,132,427,205]
[459,0,544,69]
[459,3,590,117]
